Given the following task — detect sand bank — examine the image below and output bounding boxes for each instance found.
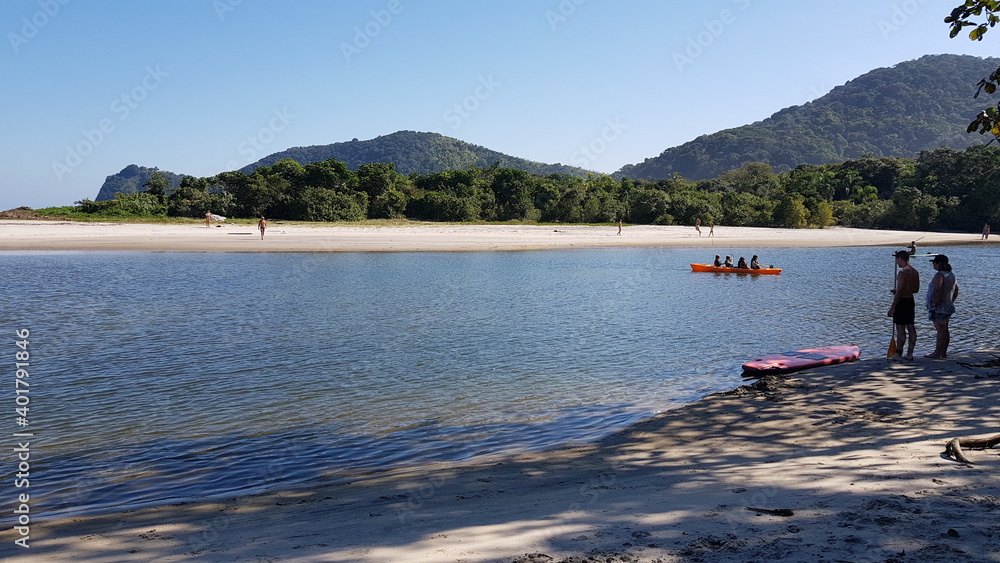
[0,220,990,252]
[7,351,999,562]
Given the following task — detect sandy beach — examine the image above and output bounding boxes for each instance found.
[0,219,991,252]
[4,221,999,562]
[6,352,998,562]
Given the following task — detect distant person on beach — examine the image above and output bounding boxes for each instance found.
[695,218,701,236]
[713,254,723,267]
[723,256,733,268]
[925,254,958,359]
[888,250,919,361]
[737,257,748,269]
[750,255,762,269]
[258,216,267,239]
[205,210,212,227]
[708,223,714,237]
[618,219,622,236]
[984,224,991,240]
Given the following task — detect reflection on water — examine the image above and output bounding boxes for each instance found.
[2,244,996,518]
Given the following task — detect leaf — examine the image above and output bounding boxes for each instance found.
[969,121,980,133]
[987,83,998,94]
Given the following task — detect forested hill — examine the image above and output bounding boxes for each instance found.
[239,131,591,178]
[95,165,185,201]
[616,54,1000,181]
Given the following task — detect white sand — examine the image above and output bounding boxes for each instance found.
[0,219,989,252]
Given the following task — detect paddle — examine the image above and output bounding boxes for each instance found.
[887,259,898,358]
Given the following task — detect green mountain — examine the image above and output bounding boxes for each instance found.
[95,165,185,201]
[616,54,1000,181]
[238,130,591,177]
[96,132,590,200]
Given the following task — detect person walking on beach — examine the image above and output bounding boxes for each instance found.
[205,210,212,227]
[695,218,701,236]
[618,219,622,236]
[925,254,959,359]
[888,250,919,360]
[708,223,714,237]
[984,223,991,240]
[258,216,267,239]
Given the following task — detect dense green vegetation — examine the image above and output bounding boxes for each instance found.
[63,144,1000,232]
[95,164,185,201]
[240,130,592,178]
[616,55,1000,181]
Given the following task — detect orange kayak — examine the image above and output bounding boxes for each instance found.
[690,263,782,275]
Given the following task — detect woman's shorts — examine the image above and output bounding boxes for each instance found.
[893,297,915,325]
[929,311,953,322]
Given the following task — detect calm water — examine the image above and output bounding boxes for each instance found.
[2,244,996,519]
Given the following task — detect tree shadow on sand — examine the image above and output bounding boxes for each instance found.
[15,352,1000,562]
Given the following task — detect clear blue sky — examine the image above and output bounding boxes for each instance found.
[2,0,997,209]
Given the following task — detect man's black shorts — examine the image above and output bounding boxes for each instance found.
[893,297,916,325]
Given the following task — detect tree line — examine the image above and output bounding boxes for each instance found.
[73,144,1000,232]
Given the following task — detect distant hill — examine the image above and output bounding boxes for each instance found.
[96,132,592,201]
[95,165,185,201]
[616,54,1000,181]
[238,130,591,177]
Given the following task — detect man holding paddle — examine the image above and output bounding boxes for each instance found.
[888,250,920,361]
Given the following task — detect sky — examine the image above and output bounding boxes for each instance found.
[2,0,998,210]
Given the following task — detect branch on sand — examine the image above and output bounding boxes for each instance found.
[943,434,1000,464]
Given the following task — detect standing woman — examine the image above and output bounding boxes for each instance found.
[925,254,958,359]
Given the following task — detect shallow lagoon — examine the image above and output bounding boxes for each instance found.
[3,244,996,518]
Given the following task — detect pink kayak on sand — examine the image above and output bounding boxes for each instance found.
[742,345,861,375]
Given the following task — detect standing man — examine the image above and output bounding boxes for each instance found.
[984,223,991,240]
[695,218,701,236]
[258,216,267,239]
[925,254,958,359]
[888,250,919,360]
[205,210,212,227]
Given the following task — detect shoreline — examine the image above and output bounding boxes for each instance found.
[0,220,992,252]
[8,351,1000,562]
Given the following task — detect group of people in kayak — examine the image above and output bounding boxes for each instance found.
[712,254,766,269]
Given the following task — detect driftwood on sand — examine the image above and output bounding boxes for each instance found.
[943,433,1000,463]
